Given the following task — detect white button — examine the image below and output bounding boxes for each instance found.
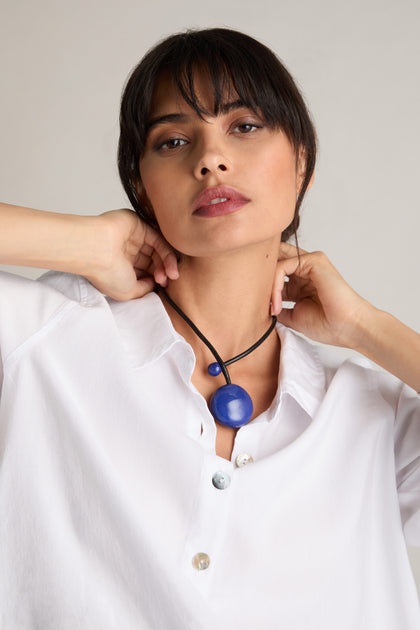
[192,552,210,571]
[236,453,254,467]
[212,471,231,490]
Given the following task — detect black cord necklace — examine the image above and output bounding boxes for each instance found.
[158,287,277,429]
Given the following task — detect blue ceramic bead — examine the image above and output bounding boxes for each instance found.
[210,384,253,429]
[208,362,222,376]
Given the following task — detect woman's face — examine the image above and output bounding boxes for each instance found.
[139,71,306,258]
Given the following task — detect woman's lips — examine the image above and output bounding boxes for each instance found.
[194,198,249,217]
[193,186,250,218]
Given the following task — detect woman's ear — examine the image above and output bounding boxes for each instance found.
[134,180,159,227]
[296,146,314,195]
[136,181,152,211]
[135,180,143,197]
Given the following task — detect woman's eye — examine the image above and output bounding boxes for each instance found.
[233,122,261,134]
[157,137,187,150]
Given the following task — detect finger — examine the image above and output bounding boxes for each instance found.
[134,249,154,272]
[140,236,178,281]
[150,250,169,286]
[278,242,308,260]
[281,273,314,303]
[135,246,175,283]
[125,275,157,300]
[106,275,156,302]
[143,225,179,279]
[271,266,287,315]
[131,275,157,298]
[153,264,168,287]
[271,255,301,315]
[276,255,301,278]
[162,251,179,280]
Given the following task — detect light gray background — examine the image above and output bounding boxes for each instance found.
[1,0,419,594]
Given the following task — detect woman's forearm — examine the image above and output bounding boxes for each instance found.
[354,306,420,394]
[0,203,104,276]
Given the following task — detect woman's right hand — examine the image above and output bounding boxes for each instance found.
[85,209,179,301]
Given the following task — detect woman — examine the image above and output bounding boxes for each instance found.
[0,28,419,629]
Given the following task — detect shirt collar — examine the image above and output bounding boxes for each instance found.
[109,291,183,368]
[275,324,326,418]
[110,292,326,419]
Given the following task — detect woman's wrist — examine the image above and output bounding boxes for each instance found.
[351,303,389,357]
[61,213,113,278]
[352,305,420,391]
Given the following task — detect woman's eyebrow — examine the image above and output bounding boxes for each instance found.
[146,101,249,133]
[217,99,247,114]
[146,113,189,132]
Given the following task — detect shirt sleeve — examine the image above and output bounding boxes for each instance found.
[0,271,77,392]
[393,382,420,546]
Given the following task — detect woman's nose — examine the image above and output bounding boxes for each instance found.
[192,137,230,179]
[199,163,227,176]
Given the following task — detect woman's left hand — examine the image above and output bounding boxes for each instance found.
[271,243,372,350]
[271,243,420,392]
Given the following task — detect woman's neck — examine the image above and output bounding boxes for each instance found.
[161,239,280,361]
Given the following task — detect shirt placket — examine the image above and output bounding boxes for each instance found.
[181,451,235,595]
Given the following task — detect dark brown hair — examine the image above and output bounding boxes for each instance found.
[118,28,316,242]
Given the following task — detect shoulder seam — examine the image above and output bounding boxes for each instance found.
[3,300,79,371]
[37,272,100,307]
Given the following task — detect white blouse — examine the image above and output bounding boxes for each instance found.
[0,270,419,629]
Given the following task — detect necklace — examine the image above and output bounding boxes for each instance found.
[158,288,277,429]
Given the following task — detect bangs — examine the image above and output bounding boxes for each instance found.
[162,43,277,126]
[148,29,302,142]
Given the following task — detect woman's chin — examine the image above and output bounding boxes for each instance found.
[170,235,282,263]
